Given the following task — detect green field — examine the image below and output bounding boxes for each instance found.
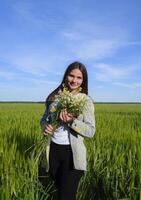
[0,103,141,200]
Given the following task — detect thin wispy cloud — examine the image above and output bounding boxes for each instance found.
[71,39,122,60]
[94,63,131,81]
[0,69,20,81]
[0,67,60,86]
[11,1,69,31]
[114,82,141,89]
[61,21,128,60]
[0,47,66,76]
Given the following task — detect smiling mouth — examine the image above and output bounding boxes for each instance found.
[70,84,78,87]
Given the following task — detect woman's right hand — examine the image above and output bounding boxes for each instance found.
[59,109,74,123]
[42,124,54,136]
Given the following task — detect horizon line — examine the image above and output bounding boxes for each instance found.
[0,101,141,104]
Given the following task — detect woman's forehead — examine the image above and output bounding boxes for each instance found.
[69,69,83,75]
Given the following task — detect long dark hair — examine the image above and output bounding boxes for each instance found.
[46,61,88,106]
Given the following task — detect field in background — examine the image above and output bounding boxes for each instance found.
[0,103,141,200]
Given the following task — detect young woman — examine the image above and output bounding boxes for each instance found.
[40,61,95,200]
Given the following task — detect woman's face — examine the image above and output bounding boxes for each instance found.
[66,69,83,92]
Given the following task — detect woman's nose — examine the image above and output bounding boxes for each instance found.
[72,77,77,82]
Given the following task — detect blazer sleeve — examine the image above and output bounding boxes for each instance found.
[40,101,51,128]
[70,96,96,138]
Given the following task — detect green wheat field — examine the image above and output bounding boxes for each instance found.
[0,103,141,200]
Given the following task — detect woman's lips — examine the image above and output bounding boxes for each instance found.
[70,83,77,87]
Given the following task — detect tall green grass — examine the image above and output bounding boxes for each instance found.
[0,103,141,200]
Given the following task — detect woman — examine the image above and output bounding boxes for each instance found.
[40,61,95,200]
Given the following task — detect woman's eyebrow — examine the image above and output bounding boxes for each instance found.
[69,73,82,77]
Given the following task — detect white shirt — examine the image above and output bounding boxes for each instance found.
[51,123,70,144]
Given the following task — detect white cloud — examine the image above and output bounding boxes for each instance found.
[123,41,141,46]
[114,82,141,89]
[93,63,131,81]
[0,69,19,80]
[61,21,141,62]
[0,48,66,76]
[0,66,59,92]
[11,1,65,31]
[61,20,129,60]
[72,39,121,60]
[0,78,58,101]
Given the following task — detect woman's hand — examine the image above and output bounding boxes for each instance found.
[41,124,54,136]
[59,109,75,123]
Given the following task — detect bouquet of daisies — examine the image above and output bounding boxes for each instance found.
[49,86,86,129]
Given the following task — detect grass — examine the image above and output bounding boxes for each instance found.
[0,103,141,200]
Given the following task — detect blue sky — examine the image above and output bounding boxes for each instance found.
[0,0,141,102]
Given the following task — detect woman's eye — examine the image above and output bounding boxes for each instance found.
[68,75,74,78]
[68,74,82,79]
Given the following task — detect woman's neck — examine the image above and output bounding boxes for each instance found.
[70,87,82,95]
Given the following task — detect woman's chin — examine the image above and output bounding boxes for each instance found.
[69,86,78,91]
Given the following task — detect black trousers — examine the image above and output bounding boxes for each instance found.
[49,141,84,200]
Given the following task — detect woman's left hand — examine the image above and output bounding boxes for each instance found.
[59,109,74,123]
